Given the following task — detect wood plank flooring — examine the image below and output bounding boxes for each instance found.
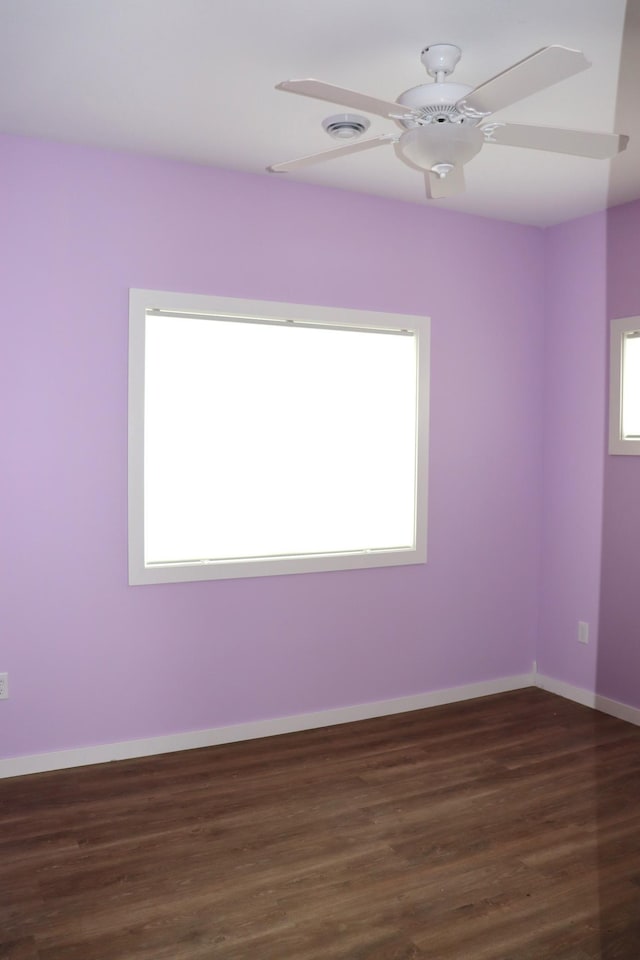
[1,688,640,959]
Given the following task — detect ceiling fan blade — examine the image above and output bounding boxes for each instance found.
[276,79,418,120]
[456,46,590,118]
[268,135,395,173]
[425,165,466,199]
[484,122,629,159]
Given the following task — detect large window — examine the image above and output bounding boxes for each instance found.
[609,316,640,456]
[128,290,429,584]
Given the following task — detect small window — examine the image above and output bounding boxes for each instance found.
[129,290,429,584]
[609,316,640,456]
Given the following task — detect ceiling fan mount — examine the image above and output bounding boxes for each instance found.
[268,43,629,201]
[420,43,463,80]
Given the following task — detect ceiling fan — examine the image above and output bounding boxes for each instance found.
[268,44,629,199]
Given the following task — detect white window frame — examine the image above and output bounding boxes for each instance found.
[128,289,430,585]
[609,315,640,456]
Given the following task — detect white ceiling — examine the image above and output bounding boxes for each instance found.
[0,0,637,226]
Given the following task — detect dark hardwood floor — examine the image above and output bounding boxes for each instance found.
[1,688,640,959]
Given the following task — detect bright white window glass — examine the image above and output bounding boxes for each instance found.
[144,315,417,563]
[609,316,640,456]
[129,291,429,584]
[621,332,640,439]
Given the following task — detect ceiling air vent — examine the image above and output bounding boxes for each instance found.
[322,114,370,139]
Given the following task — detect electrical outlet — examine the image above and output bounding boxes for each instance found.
[0,673,8,700]
[578,621,589,645]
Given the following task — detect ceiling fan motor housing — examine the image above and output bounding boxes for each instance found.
[395,82,476,128]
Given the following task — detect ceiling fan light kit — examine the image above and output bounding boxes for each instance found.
[397,123,483,171]
[269,43,629,200]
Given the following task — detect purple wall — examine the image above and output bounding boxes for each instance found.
[537,200,640,711]
[537,213,607,690]
[539,0,640,715]
[598,199,640,709]
[1,134,544,760]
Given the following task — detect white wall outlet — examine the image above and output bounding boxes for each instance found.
[578,621,589,645]
[0,673,8,700]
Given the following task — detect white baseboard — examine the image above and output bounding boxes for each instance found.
[535,673,640,727]
[593,692,640,727]
[535,673,598,708]
[0,672,534,780]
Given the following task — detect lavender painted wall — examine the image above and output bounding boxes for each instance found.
[598,199,640,709]
[1,134,544,759]
[537,212,607,690]
[538,200,640,710]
